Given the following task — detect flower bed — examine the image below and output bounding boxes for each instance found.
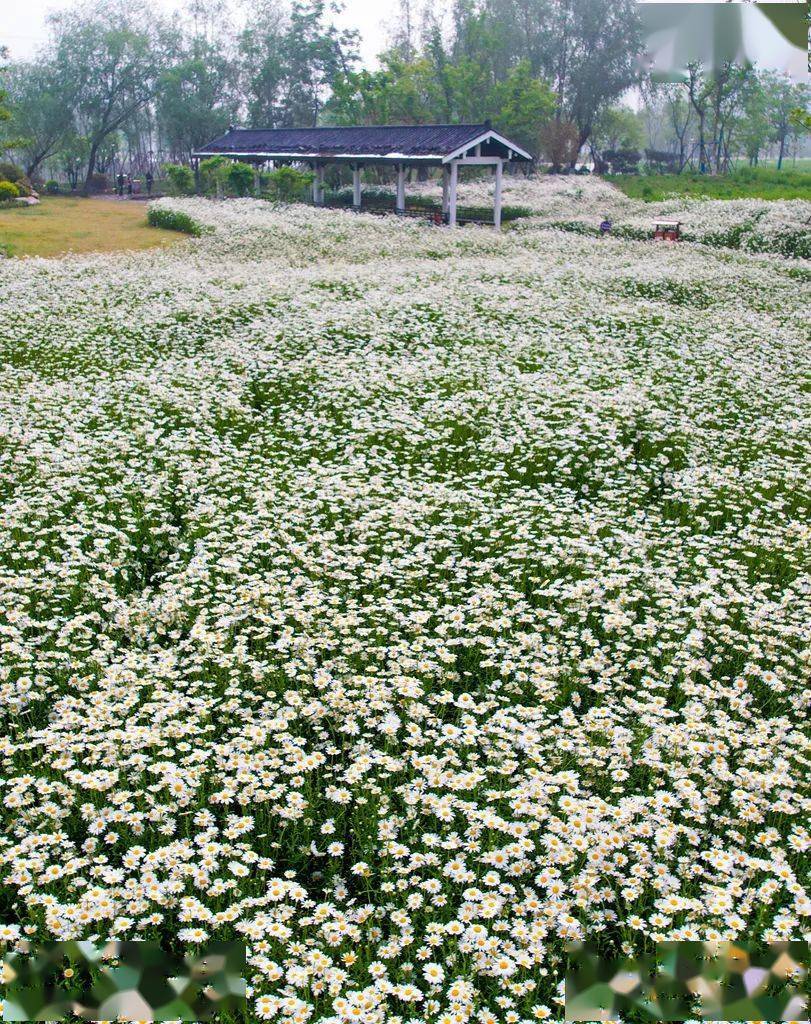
[402,174,811,256]
[0,198,808,1022]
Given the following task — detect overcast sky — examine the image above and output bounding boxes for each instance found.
[0,0,392,66]
[3,0,806,79]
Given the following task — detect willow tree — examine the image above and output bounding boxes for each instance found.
[47,0,172,192]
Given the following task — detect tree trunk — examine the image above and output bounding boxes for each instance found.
[698,113,707,173]
[26,153,48,181]
[677,143,685,174]
[777,133,786,170]
[83,138,101,195]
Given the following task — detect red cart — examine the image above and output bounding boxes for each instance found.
[653,220,681,241]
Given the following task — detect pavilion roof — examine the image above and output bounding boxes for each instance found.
[193,123,532,163]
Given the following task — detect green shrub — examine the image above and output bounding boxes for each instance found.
[88,172,108,194]
[163,163,196,196]
[199,158,256,197]
[147,206,203,237]
[227,161,256,196]
[0,162,24,185]
[0,181,20,201]
[264,166,314,203]
[199,156,228,196]
[547,220,648,242]
[744,229,811,260]
[44,180,60,195]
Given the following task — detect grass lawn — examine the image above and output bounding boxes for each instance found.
[608,165,811,202]
[0,195,182,258]
[758,156,811,172]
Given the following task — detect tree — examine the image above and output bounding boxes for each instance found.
[706,62,751,174]
[47,0,171,193]
[540,118,580,171]
[56,132,91,190]
[789,107,811,134]
[0,50,10,128]
[6,62,74,180]
[240,0,359,127]
[685,62,712,172]
[0,47,23,151]
[738,69,771,166]
[490,60,555,159]
[590,105,643,172]
[158,45,239,161]
[762,71,808,170]
[591,106,643,152]
[463,0,643,159]
[325,54,447,127]
[538,0,644,156]
[388,0,419,62]
[656,82,693,172]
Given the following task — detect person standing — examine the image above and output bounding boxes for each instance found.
[127,175,133,196]
[145,171,153,195]
[116,172,125,197]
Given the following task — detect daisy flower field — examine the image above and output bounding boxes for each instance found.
[0,188,809,1023]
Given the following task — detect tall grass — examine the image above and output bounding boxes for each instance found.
[609,165,811,202]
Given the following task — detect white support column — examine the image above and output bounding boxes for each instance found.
[448,160,458,228]
[493,158,503,230]
[312,163,319,204]
[396,164,406,214]
[442,165,450,215]
[353,165,362,208]
[316,164,325,205]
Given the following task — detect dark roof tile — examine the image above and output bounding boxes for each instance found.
[194,123,529,160]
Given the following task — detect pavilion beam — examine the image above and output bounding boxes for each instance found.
[448,156,503,166]
[353,164,362,209]
[448,160,458,228]
[493,158,503,230]
[396,164,406,214]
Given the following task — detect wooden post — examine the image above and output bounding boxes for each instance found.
[442,165,450,215]
[353,165,362,209]
[312,163,319,205]
[253,167,261,196]
[316,164,325,205]
[448,161,458,227]
[493,158,503,230]
[396,164,406,214]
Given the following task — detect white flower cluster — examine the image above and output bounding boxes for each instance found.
[0,197,809,1024]
[405,173,811,242]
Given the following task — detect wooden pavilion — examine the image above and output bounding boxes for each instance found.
[193,121,533,228]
